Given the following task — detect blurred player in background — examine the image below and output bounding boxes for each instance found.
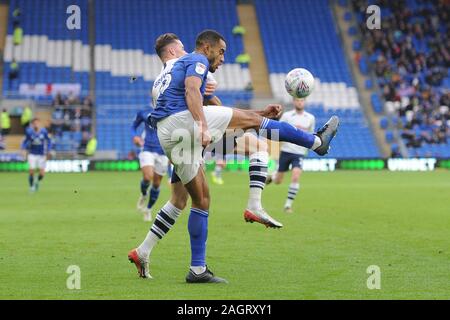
[21,118,52,192]
[132,108,169,221]
[267,97,315,213]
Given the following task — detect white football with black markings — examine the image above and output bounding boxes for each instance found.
[285,68,315,98]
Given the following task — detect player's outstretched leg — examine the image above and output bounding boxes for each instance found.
[312,116,340,156]
[259,116,339,156]
[228,109,339,155]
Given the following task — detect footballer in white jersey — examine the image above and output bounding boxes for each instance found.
[267,97,315,213]
[279,108,315,156]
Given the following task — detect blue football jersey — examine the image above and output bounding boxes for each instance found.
[131,108,164,155]
[21,127,52,155]
[150,52,209,121]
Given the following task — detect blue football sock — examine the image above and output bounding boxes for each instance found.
[260,118,316,149]
[28,174,34,187]
[147,186,160,209]
[140,180,150,196]
[188,208,209,267]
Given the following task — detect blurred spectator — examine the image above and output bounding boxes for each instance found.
[391,144,401,158]
[0,133,5,150]
[13,21,23,46]
[66,91,80,105]
[51,107,64,137]
[232,25,246,35]
[9,59,19,87]
[352,0,450,153]
[235,53,250,66]
[49,94,93,154]
[83,96,93,108]
[53,93,64,107]
[12,7,21,20]
[1,109,11,136]
[85,135,97,156]
[21,105,32,129]
[127,150,137,160]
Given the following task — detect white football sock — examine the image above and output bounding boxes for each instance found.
[137,201,182,259]
[285,183,300,208]
[190,266,206,275]
[247,151,269,211]
[312,136,322,150]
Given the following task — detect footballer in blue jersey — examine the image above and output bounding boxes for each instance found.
[131,108,168,221]
[150,52,210,122]
[21,118,52,192]
[129,31,339,284]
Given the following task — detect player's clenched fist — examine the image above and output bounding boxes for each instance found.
[263,104,283,119]
[200,125,212,148]
[133,136,144,147]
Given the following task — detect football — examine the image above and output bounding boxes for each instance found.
[285,68,315,98]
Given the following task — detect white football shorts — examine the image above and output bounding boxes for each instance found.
[139,151,169,176]
[28,154,46,170]
[157,106,233,184]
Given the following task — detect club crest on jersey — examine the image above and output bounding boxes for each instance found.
[195,62,206,75]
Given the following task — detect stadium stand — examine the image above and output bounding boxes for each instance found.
[50,94,93,154]
[351,0,449,158]
[6,0,429,159]
[3,0,90,100]
[254,0,381,158]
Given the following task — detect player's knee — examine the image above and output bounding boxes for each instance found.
[232,109,262,130]
[171,193,188,210]
[143,172,152,182]
[152,176,162,188]
[257,139,268,153]
[191,195,209,211]
[291,169,301,182]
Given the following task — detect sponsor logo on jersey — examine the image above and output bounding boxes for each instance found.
[195,62,207,75]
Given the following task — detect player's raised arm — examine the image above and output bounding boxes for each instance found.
[44,129,52,158]
[21,129,31,150]
[131,111,144,146]
[21,129,31,158]
[185,76,210,147]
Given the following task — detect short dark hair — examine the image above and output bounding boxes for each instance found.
[195,30,225,49]
[31,117,39,123]
[154,33,180,58]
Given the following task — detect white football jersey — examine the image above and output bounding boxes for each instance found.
[151,58,216,106]
[152,58,178,107]
[279,110,315,155]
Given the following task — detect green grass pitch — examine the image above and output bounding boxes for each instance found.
[0,170,449,299]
